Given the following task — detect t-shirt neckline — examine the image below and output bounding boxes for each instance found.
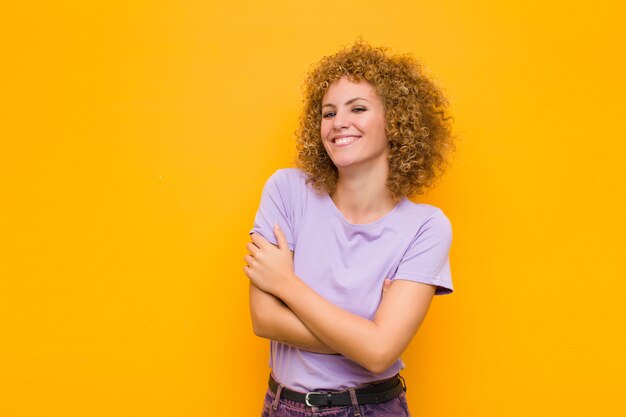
[324,193,407,229]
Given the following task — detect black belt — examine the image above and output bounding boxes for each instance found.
[268,373,406,407]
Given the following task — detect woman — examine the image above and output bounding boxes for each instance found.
[244,39,456,417]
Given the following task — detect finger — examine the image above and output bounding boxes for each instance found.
[243,254,256,266]
[382,279,392,295]
[243,264,255,279]
[246,241,260,256]
[274,224,289,251]
[250,232,271,249]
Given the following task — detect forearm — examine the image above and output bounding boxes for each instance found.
[275,276,387,372]
[275,274,437,374]
[245,229,435,373]
[249,282,338,354]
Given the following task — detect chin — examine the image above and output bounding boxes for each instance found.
[329,157,354,167]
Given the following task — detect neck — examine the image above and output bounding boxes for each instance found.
[331,158,398,223]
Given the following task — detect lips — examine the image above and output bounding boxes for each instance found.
[332,135,362,146]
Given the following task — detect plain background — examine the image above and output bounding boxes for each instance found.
[1,1,624,416]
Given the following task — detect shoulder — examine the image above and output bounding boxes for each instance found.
[399,200,450,223]
[269,167,310,191]
[262,168,311,204]
[275,167,309,181]
[400,201,452,239]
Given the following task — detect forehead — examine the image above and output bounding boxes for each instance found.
[322,76,378,102]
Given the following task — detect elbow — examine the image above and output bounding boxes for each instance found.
[362,347,398,375]
[364,360,396,375]
[253,325,268,339]
[249,286,271,339]
[251,319,263,337]
[251,304,276,339]
[251,313,269,338]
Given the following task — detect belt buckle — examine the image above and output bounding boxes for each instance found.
[305,391,326,407]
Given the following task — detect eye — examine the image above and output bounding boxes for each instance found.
[322,107,366,119]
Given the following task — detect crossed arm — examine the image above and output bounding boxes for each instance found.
[250,247,394,355]
[244,227,436,374]
[249,281,337,354]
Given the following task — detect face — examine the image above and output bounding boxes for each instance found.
[320,76,388,171]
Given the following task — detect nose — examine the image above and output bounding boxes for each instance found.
[332,109,350,130]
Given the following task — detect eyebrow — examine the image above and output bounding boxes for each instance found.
[322,97,369,108]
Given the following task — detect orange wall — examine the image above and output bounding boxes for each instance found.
[1,1,624,416]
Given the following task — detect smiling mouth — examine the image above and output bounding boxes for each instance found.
[333,136,361,146]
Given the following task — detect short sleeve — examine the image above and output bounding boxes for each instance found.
[249,169,295,251]
[391,208,454,295]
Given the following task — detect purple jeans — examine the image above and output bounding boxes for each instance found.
[260,376,412,417]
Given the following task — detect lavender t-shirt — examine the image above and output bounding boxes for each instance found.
[249,168,453,392]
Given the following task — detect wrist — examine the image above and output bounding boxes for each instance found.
[276,272,301,301]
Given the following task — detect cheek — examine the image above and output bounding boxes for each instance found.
[320,120,331,137]
[352,120,376,140]
[368,115,387,138]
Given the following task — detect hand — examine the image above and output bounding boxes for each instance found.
[243,224,295,296]
[382,279,392,298]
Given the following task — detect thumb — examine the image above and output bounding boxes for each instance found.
[382,278,392,296]
[274,224,288,250]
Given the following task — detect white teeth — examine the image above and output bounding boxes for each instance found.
[335,136,359,145]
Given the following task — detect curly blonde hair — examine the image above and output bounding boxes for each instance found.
[294,38,456,202]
